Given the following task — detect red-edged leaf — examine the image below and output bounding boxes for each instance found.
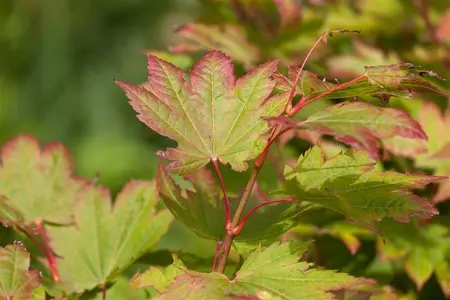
[0,134,83,226]
[365,63,444,102]
[171,24,259,65]
[297,101,427,158]
[116,51,288,174]
[0,244,42,299]
[283,146,441,225]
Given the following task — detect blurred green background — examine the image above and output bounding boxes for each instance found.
[0,0,201,193]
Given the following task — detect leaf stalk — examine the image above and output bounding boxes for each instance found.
[35,221,60,283]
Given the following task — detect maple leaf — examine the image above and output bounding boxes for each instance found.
[381,102,450,203]
[275,63,443,105]
[298,101,427,158]
[156,161,302,241]
[376,220,450,294]
[46,181,173,293]
[145,241,373,299]
[116,51,288,175]
[0,244,42,299]
[0,134,83,226]
[170,24,259,66]
[283,146,441,225]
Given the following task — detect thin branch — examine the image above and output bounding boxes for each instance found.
[216,163,261,273]
[233,197,295,235]
[35,221,60,283]
[255,127,294,168]
[15,225,47,256]
[288,74,367,116]
[284,33,327,112]
[285,29,360,113]
[102,283,107,300]
[212,159,231,228]
[212,241,224,272]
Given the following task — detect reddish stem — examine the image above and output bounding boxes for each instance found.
[35,221,60,283]
[255,127,294,168]
[288,74,367,116]
[285,33,328,113]
[212,159,231,229]
[15,225,46,253]
[102,283,107,300]
[232,197,295,235]
[211,241,224,272]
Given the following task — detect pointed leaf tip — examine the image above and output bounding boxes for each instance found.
[117,53,286,174]
[283,145,440,224]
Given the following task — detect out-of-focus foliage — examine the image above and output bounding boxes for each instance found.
[1,0,450,299]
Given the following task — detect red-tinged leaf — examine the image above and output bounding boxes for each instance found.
[365,63,444,101]
[273,0,301,29]
[297,101,427,158]
[434,174,450,204]
[171,24,259,65]
[0,134,84,226]
[116,51,288,174]
[0,244,42,299]
[275,62,443,106]
[283,146,441,225]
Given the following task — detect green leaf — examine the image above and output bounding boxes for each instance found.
[153,241,373,299]
[46,181,173,293]
[283,146,440,224]
[376,220,450,291]
[0,244,42,299]
[130,255,186,291]
[299,101,427,158]
[0,134,83,226]
[156,162,303,241]
[116,50,288,174]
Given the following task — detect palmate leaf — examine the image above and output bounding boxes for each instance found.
[0,244,42,299]
[298,101,427,158]
[376,220,450,294]
[283,146,441,225]
[0,134,83,226]
[381,101,450,203]
[46,181,173,293]
[275,63,443,104]
[156,162,302,241]
[148,241,372,299]
[116,51,288,174]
